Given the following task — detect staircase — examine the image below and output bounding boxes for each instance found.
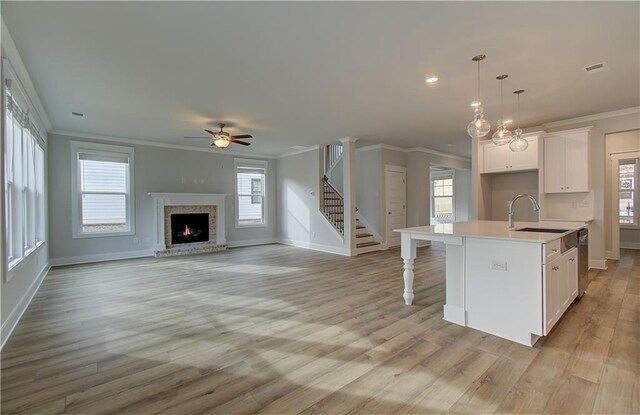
[320,174,382,255]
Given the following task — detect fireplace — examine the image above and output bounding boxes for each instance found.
[170,213,209,245]
[149,193,228,258]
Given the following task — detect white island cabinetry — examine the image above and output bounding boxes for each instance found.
[397,220,584,346]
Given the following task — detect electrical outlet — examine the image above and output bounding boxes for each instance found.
[491,260,507,271]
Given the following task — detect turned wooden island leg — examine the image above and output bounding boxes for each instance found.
[401,232,417,305]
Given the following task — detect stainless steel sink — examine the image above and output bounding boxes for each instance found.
[515,227,569,233]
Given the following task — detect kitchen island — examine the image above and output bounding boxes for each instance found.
[396,220,587,346]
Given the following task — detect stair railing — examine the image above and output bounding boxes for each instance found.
[320,175,344,235]
[324,143,343,175]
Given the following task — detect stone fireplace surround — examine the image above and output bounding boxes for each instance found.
[148,193,229,257]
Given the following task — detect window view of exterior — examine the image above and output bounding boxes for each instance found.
[433,177,454,222]
[619,159,637,226]
[236,161,267,226]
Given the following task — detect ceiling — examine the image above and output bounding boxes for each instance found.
[2,1,639,157]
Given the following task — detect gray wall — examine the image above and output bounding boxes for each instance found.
[356,148,383,235]
[407,151,472,227]
[454,168,471,222]
[605,129,640,250]
[277,148,345,253]
[489,171,539,222]
[47,133,277,263]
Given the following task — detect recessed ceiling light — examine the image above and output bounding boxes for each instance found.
[470,102,481,107]
[71,111,85,118]
[447,143,453,147]
[425,76,439,84]
[504,119,513,124]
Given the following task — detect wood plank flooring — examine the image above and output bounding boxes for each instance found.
[1,244,638,414]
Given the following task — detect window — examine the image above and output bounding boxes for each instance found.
[3,71,46,272]
[235,159,267,227]
[71,141,134,238]
[619,158,638,227]
[431,171,455,224]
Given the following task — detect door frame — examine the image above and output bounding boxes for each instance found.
[610,150,640,260]
[384,165,407,248]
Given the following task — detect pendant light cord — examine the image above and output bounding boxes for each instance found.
[500,79,504,120]
[477,61,481,102]
[517,94,521,130]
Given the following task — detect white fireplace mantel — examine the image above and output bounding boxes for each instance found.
[148,193,229,251]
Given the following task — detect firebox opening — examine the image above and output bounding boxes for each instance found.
[170,213,209,245]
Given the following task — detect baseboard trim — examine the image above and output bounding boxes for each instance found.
[1,264,50,350]
[50,250,154,267]
[278,238,351,256]
[620,242,640,250]
[589,259,608,270]
[227,238,279,248]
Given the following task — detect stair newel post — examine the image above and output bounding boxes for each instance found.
[339,137,358,255]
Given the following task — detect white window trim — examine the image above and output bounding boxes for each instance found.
[70,141,135,238]
[3,59,48,278]
[234,158,268,229]
[430,169,456,223]
[619,158,639,230]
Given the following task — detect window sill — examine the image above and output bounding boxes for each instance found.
[6,241,46,280]
[72,230,135,239]
[620,225,640,230]
[235,223,269,229]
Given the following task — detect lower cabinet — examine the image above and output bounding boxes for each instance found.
[543,247,578,335]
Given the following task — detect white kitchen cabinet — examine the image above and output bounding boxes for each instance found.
[543,127,591,193]
[481,135,539,174]
[543,247,578,335]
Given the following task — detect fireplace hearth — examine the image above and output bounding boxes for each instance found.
[170,213,209,245]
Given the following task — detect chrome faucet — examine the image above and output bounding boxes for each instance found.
[508,194,540,229]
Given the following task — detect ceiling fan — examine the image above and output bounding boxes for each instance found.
[184,123,252,149]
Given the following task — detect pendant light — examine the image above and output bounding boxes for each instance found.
[509,89,529,152]
[467,54,491,138]
[491,74,513,145]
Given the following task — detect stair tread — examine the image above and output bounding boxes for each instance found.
[356,226,366,229]
[356,233,373,238]
[357,241,381,248]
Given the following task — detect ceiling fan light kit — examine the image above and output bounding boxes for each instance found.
[467,54,529,152]
[188,123,253,149]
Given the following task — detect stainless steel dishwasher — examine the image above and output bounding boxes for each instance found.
[577,228,589,299]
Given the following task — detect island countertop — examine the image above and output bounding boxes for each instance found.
[395,220,588,244]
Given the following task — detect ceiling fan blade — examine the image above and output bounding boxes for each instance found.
[231,134,252,139]
[231,140,251,146]
[204,129,216,135]
[184,136,210,139]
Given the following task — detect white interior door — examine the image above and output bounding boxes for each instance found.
[385,166,406,247]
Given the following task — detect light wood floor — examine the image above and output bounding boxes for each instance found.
[1,244,638,414]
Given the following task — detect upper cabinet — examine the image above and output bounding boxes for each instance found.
[481,134,539,174]
[543,127,592,193]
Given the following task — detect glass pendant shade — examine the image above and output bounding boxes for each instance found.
[467,54,490,139]
[467,106,491,138]
[509,128,528,152]
[492,120,513,145]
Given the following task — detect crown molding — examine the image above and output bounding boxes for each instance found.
[356,143,404,153]
[543,106,640,129]
[1,18,53,131]
[339,136,359,144]
[49,130,276,159]
[404,147,471,162]
[276,145,320,159]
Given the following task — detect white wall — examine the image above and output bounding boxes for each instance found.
[277,147,347,254]
[47,133,278,264]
